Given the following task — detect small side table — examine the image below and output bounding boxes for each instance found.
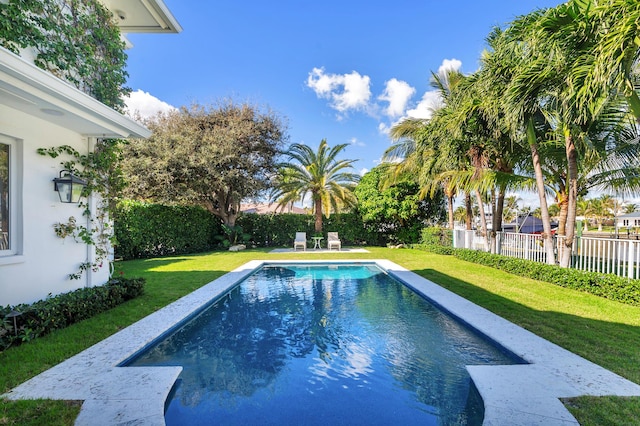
[312,236,323,250]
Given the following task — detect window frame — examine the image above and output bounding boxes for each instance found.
[0,134,21,260]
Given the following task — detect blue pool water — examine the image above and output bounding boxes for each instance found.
[126,264,522,425]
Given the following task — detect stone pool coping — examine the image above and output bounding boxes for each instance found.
[4,259,640,425]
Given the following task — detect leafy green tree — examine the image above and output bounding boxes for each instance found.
[120,101,288,227]
[272,139,359,233]
[354,166,445,244]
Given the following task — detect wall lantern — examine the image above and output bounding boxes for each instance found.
[53,170,87,203]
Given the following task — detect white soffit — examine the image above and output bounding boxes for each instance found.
[102,0,182,34]
[0,48,151,139]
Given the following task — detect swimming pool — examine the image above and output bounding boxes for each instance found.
[125,263,523,425]
[7,259,640,425]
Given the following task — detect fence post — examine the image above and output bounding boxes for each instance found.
[628,241,636,279]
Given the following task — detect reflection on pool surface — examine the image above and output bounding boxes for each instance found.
[126,264,523,425]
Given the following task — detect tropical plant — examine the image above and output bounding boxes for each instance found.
[272,139,360,233]
[354,165,445,244]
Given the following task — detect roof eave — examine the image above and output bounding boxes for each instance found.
[0,47,151,139]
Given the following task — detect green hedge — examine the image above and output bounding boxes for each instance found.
[114,201,223,259]
[236,212,379,248]
[236,213,315,247]
[0,277,145,351]
[450,248,640,307]
[114,201,424,260]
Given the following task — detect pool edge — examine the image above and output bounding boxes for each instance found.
[4,259,640,426]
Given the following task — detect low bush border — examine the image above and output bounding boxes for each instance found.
[415,244,640,307]
[0,277,145,351]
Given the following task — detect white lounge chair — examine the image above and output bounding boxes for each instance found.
[327,232,341,251]
[294,232,307,251]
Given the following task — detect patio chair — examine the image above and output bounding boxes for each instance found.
[294,232,307,251]
[327,232,341,251]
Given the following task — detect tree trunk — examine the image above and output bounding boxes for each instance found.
[475,189,490,251]
[556,193,568,236]
[447,194,455,230]
[527,118,556,264]
[465,193,473,230]
[314,197,323,233]
[560,130,578,268]
[492,187,506,254]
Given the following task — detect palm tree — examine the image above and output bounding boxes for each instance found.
[596,194,616,230]
[572,0,640,123]
[272,139,360,233]
[509,1,640,265]
[383,70,467,231]
[453,205,467,225]
[503,195,522,223]
[625,203,639,214]
[577,198,593,231]
[480,24,558,264]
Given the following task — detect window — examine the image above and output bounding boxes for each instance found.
[0,141,8,252]
[0,134,20,259]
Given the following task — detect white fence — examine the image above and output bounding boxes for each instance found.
[453,230,640,279]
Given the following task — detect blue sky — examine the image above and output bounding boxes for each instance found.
[124,0,564,206]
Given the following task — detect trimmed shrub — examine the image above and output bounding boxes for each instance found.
[420,227,453,246]
[237,213,315,247]
[114,201,223,259]
[114,200,410,259]
[410,227,454,255]
[0,277,145,351]
[452,249,640,307]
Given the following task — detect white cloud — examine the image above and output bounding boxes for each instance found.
[307,58,463,138]
[437,58,462,78]
[306,67,371,113]
[123,89,176,120]
[378,78,415,118]
[350,137,366,147]
[406,91,443,120]
[359,167,369,176]
[378,122,391,135]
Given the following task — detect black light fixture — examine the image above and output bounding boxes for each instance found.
[53,170,87,203]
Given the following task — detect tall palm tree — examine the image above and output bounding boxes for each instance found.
[577,198,593,231]
[503,195,522,223]
[509,0,640,266]
[272,139,360,233]
[383,70,468,231]
[572,0,640,123]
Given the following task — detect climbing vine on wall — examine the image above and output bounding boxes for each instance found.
[0,0,132,279]
[0,0,130,111]
[38,140,127,280]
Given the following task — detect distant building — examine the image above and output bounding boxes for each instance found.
[240,202,307,215]
[502,215,557,234]
[617,212,640,229]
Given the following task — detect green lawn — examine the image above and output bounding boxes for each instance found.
[2,247,639,425]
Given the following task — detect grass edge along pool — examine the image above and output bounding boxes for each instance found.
[123,262,526,425]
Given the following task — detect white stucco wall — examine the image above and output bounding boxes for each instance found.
[0,105,109,306]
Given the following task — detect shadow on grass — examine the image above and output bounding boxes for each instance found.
[411,268,640,386]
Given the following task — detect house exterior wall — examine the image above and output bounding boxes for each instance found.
[616,214,640,229]
[0,105,108,306]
